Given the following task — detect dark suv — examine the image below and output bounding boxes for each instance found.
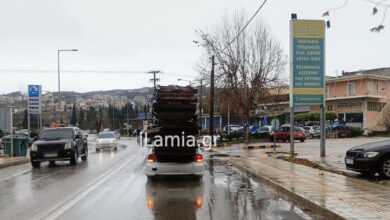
[30,127,88,168]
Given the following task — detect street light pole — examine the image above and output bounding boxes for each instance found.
[57,49,78,124]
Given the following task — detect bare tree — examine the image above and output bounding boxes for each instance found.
[323,0,390,32]
[380,106,390,131]
[197,11,286,131]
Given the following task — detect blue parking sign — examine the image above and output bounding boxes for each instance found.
[28,85,40,97]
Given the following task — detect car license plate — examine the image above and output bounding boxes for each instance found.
[346,158,354,165]
[44,153,58,158]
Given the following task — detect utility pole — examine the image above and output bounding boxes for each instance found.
[57,49,78,123]
[199,79,203,135]
[127,103,129,136]
[148,70,160,125]
[210,55,215,146]
[10,108,13,157]
[227,100,230,135]
[112,102,115,130]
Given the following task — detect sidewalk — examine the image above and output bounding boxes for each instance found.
[218,137,389,175]
[0,156,29,169]
[232,155,390,220]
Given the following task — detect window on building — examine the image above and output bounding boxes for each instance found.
[325,86,329,99]
[346,113,363,123]
[368,81,373,94]
[376,82,380,95]
[327,105,333,111]
[348,82,355,96]
[367,102,383,112]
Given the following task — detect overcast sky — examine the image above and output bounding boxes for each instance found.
[1,0,389,94]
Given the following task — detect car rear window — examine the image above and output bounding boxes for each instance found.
[98,132,115,139]
[40,129,74,139]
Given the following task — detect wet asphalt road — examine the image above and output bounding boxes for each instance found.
[0,138,313,220]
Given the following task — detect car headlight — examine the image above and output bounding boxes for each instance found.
[97,140,102,144]
[31,143,38,151]
[361,152,379,158]
[64,142,72,150]
[111,139,115,144]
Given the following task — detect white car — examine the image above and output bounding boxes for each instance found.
[95,132,118,152]
[223,124,241,133]
[303,126,321,139]
[145,147,205,177]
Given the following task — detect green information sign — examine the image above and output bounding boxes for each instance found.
[290,20,325,106]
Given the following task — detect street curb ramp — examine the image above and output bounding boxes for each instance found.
[232,159,345,220]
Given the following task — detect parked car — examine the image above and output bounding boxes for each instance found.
[223,124,241,133]
[249,125,262,133]
[231,127,243,134]
[303,126,321,139]
[328,120,346,130]
[271,125,306,142]
[96,132,118,152]
[30,127,88,168]
[345,140,390,179]
[336,127,351,137]
[252,125,273,136]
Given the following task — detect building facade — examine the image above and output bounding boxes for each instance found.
[256,68,390,130]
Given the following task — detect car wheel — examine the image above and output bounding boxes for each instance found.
[96,148,100,153]
[269,136,274,142]
[31,161,41,168]
[300,139,305,143]
[379,157,390,179]
[287,136,290,142]
[310,134,314,139]
[81,145,88,161]
[70,150,78,166]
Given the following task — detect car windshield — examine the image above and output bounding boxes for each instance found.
[295,127,305,132]
[98,132,115,139]
[313,126,320,130]
[40,129,74,139]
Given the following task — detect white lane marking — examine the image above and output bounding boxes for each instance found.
[31,147,143,220]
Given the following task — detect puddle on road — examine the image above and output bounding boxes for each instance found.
[196,157,314,220]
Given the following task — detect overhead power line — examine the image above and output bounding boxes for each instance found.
[0,69,194,77]
[227,0,268,47]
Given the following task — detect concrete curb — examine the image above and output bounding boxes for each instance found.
[0,158,29,169]
[216,139,269,147]
[242,144,281,150]
[232,159,345,220]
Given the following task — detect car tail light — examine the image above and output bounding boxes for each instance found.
[196,197,203,208]
[194,154,203,163]
[147,154,156,163]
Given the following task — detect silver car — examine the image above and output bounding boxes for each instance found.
[303,126,321,139]
[95,132,118,152]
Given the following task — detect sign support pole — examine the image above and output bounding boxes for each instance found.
[28,114,30,138]
[290,107,294,157]
[10,108,13,157]
[320,106,326,157]
[40,114,43,132]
